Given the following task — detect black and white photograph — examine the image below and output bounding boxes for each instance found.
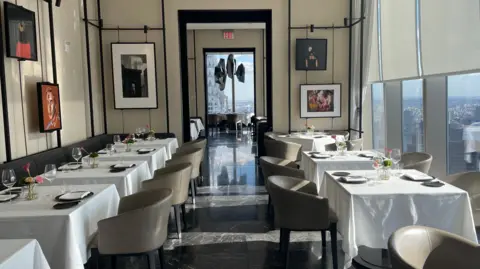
[111,43,157,109]
[4,2,38,61]
[295,39,327,71]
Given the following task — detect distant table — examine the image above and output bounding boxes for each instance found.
[114,138,178,159]
[46,161,151,197]
[301,151,374,193]
[0,184,119,269]
[0,239,50,269]
[323,170,477,265]
[274,132,337,151]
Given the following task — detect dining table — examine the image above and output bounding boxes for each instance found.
[0,239,50,269]
[44,160,151,197]
[0,184,120,269]
[273,132,337,151]
[113,138,178,159]
[301,151,375,193]
[322,170,478,266]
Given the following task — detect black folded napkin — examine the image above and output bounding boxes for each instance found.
[109,164,136,169]
[53,201,81,209]
[55,191,94,202]
[110,167,126,173]
[137,149,155,155]
[332,172,350,177]
[421,181,445,187]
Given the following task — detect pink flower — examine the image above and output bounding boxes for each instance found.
[146,124,150,129]
[331,135,336,139]
[35,176,44,184]
[22,163,31,173]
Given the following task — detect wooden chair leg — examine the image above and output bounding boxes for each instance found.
[158,246,166,269]
[173,205,182,238]
[181,204,187,229]
[190,179,196,204]
[330,222,338,269]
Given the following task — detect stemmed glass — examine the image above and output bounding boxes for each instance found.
[72,148,82,165]
[391,149,402,176]
[44,165,57,197]
[135,128,142,140]
[2,169,17,199]
[106,144,114,156]
[113,135,121,145]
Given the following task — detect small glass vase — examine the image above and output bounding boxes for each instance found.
[26,184,38,200]
[307,128,314,135]
[379,167,391,181]
[89,157,99,168]
[126,143,132,152]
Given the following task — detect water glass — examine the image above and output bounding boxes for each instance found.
[106,144,114,156]
[113,135,121,144]
[72,147,82,164]
[44,164,57,183]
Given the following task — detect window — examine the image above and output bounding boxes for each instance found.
[447,73,480,174]
[372,83,386,150]
[402,79,424,152]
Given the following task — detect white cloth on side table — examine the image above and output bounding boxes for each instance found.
[0,184,120,269]
[323,170,478,265]
[114,138,178,159]
[190,123,199,140]
[274,133,337,151]
[43,161,151,197]
[190,118,205,132]
[301,151,374,194]
[0,239,50,269]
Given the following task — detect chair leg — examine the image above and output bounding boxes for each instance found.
[147,252,156,269]
[321,230,327,252]
[174,205,182,239]
[279,228,291,268]
[110,255,116,269]
[190,179,196,204]
[330,222,338,269]
[181,204,187,229]
[158,246,166,269]
[90,248,99,269]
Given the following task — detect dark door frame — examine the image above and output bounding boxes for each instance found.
[178,10,273,142]
[203,48,256,137]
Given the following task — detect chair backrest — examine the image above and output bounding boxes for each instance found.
[178,138,206,161]
[445,172,480,223]
[208,114,220,125]
[324,143,337,151]
[347,138,363,151]
[388,226,480,269]
[264,139,302,162]
[168,147,203,178]
[142,163,192,205]
[259,156,304,183]
[268,176,330,230]
[226,114,240,123]
[401,152,433,173]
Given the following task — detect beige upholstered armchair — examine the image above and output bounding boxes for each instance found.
[388,226,480,269]
[268,176,338,269]
[91,189,173,268]
[445,172,480,226]
[264,139,302,162]
[167,147,202,204]
[400,152,433,173]
[176,138,207,185]
[142,163,192,238]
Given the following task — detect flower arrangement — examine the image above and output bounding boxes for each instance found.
[122,135,135,152]
[382,159,393,168]
[146,124,155,140]
[22,163,44,200]
[89,152,99,168]
[89,152,99,158]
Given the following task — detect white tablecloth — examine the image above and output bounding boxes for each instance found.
[0,184,119,269]
[191,123,199,140]
[0,239,50,269]
[45,161,151,197]
[190,118,205,132]
[274,133,336,151]
[301,151,374,193]
[114,138,178,159]
[85,147,167,175]
[323,170,478,263]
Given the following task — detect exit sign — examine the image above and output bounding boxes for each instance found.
[223,31,235,40]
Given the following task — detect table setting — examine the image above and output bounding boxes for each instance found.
[274,131,337,152]
[111,134,178,159]
[0,239,50,269]
[322,169,478,265]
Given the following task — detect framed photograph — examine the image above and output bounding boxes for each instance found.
[37,82,62,132]
[111,43,158,109]
[300,84,341,118]
[4,2,38,61]
[295,39,327,71]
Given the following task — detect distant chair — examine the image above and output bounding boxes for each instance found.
[264,139,302,162]
[167,147,203,204]
[226,114,242,133]
[324,143,337,151]
[401,152,433,173]
[445,172,480,226]
[207,114,221,135]
[347,138,363,151]
[388,226,480,269]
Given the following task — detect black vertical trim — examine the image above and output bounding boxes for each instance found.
[359,0,365,138]
[83,0,95,137]
[0,4,12,161]
[47,1,61,147]
[262,29,266,116]
[18,63,28,154]
[97,0,107,133]
[287,0,292,132]
[193,30,198,116]
[161,0,170,133]
[347,0,353,134]
[253,49,257,116]
[203,50,208,137]
[265,12,272,128]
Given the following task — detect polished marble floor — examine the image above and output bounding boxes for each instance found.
[96,131,344,269]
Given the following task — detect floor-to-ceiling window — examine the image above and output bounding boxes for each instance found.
[447,73,480,174]
[372,83,386,150]
[402,79,424,152]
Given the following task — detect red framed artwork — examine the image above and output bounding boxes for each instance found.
[37,82,62,132]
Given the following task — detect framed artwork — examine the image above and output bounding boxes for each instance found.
[295,39,327,71]
[111,43,158,109]
[300,84,341,118]
[4,2,38,61]
[37,82,62,132]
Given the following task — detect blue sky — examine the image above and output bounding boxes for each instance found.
[213,53,255,102]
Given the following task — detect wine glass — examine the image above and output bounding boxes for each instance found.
[106,144,114,156]
[113,135,121,145]
[72,148,82,165]
[391,148,402,176]
[135,128,142,139]
[2,169,17,198]
[44,164,57,183]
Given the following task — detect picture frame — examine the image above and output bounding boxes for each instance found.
[295,39,327,71]
[37,82,62,132]
[111,42,158,109]
[300,84,341,118]
[4,2,38,61]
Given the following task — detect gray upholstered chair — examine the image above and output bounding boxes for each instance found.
[347,138,363,151]
[445,172,480,226]
[178,138,207,183]
[142,163,192,238]
[91,189,173,269]
[388,226,480,269]
[264,139,302,162]
[324,143,337,151]
[167,147,203,204]
[268,176,338,269]
[401,152,433,173]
